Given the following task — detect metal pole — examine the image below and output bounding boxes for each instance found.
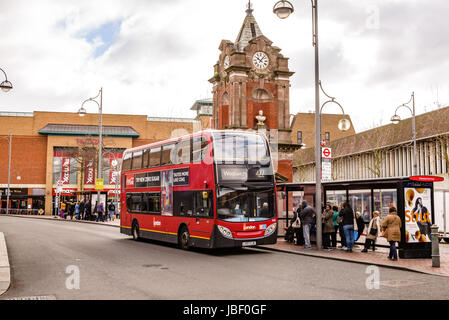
[97,88,103,210]
[6,132,11,214]
[313,0,322,250]
[412,92,417,176]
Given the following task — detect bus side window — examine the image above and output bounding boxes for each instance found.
[192,136,208,163]
[149,147,161,167]
[122,153,132,171]
[175,139,191,164]
[174,191,194,216]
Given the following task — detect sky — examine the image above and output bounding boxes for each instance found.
[0,0,448,133]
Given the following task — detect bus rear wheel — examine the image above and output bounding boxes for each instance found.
[178,226,190,250]
[132,221,140,241]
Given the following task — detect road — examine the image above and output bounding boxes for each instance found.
[1,215,449,300]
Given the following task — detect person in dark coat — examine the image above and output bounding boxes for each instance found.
[339,202,355,252]
[354,211,365,241]
[79,200,85,220]
[85,200,92,220]
[299,200,316,249]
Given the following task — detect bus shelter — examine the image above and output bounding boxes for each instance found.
[277,177,435,259]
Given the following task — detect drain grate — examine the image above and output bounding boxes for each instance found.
[380,280,423,288]
[7,295,57,300]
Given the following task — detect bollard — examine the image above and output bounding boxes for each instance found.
[431,225,440,268]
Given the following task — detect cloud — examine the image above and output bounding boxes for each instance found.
[0,0,448,133]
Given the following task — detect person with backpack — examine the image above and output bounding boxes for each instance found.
[108,201,116,221]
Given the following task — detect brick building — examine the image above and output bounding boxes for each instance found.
[0,111,200,215]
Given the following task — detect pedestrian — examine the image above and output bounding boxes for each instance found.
[79,200,85,220]
[354,211,365,242]
[362,211,381,252]
[331,205,339,248]
[322,204,334,250]
[299,200,316,249]
[108,201,116,222]
[85,200,92,220]
[339,202,355,252]
[60,201,66,219]
[338,202,347,249]
[96,202,105,222]
[290,205,304,246]
[75,202,80,220]
[68,201,75,220]
[381,206,402,261]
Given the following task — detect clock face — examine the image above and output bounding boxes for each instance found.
[253,52,269,70]
[223,55,230,69]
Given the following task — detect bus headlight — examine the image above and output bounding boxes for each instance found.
[217,225,233,239]
[264,223,277,237]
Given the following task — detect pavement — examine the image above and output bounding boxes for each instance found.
[0,232,10,296]
[260,239,449,278]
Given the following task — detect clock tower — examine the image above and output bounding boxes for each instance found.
[209,2,295,146]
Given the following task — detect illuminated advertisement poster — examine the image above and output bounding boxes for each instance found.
[161,170,173,216]
[404,187,432,243]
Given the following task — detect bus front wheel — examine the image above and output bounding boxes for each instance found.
[132,221,140,241]
[178,226,190,250]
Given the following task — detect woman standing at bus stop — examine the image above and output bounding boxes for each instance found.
[381,206,402,261]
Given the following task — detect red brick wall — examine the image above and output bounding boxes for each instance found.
[0,135,47,184]
[277,159,293,182]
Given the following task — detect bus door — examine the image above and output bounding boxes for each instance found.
[189,190,214,241]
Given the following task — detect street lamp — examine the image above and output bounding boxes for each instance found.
[0,68,13,92]
[391,92,417,175]
[319,81,351,133]
[0,132,12,214]
[274,0,325,250]
[273,0,294,19]
[78,88,103,208]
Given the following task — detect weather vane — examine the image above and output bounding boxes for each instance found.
[246,0,253,15]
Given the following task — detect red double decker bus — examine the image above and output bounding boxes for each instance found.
[120,130,278,249]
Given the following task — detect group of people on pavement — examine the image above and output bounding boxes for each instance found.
[59,199,118,222]
[289,200,402,261]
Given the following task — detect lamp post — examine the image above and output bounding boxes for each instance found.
[274,0,325,249]
[0,68,13,92]
[1,132,12,214]
[390,92,417,175]
[78,88,103,208]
